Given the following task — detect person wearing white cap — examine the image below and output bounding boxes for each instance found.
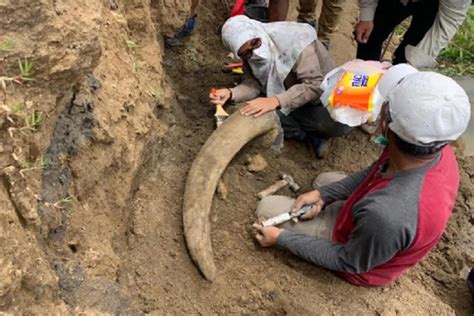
[210,15,352,158]
[253,64,470,286]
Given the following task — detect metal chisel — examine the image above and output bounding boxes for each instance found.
[261,204,313,227]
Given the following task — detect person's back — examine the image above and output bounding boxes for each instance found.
[334,146,459,286]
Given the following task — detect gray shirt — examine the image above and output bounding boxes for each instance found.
[276,155,441,274]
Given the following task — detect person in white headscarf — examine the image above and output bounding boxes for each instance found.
[209,15,351,158]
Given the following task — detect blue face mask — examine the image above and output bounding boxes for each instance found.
[374,135,389,146]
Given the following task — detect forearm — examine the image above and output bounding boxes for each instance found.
[277,231,357,272]
[275,84,323,111]
[277,203,405,274]
[230,81,261,103]
[359,0,378,21]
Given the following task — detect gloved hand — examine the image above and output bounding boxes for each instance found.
[166,15,197,47]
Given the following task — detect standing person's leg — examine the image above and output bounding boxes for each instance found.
[189,0,200,17]
[356,0,410,61]
[318,0,347,45]
[165,0,200,47]
[297,0,318,25]
[268,0,289,21]
[392,0,439,64]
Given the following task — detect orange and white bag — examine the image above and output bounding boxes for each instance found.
[321,60,391,127]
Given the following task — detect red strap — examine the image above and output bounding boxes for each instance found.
[230,0,246,16]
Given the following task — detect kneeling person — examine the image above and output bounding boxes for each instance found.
[254,66,470,286]
[210,15,351,158]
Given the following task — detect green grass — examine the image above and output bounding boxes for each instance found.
[18,58,34,80]
[438,6,474,77]
[28,111,44,130]
[0,38,15,52]
[126,40,138,49]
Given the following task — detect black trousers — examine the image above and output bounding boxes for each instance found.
[356,0,439,64]
[277,103,352,141]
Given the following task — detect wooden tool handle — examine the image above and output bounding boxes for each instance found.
[215,104,228,116]
[257,180,288,199]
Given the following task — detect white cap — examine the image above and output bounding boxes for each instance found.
[377,65,471,146]
[376,63,418,101]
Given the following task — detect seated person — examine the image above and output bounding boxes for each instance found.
[253,65,471,286]
[209,15,351,158]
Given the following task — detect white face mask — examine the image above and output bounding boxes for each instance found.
[249,41,270,62]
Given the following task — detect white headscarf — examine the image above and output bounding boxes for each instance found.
[222,15,317,98]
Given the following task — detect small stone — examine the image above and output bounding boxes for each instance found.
[245,154,267,173]
[250,289,262,300]
[217,181,228,200]
[231,221,240,230]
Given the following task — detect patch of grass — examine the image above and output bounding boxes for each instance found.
[20,160,33,169]
[37,155,49,169]
[149,88,162,98]
[438,7,474,76]
[61,196,73,204]
[27,111,44,130]
[126,40,138,49]
[18,58,34,81]
[21,156,48,170]
[0,38,15,52]
[12,102,22,113]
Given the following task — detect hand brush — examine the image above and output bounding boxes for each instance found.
[211,88,229,128]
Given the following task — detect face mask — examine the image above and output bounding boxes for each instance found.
[250,41,269,62]
[374,135,389,146]
[374,120,389,146]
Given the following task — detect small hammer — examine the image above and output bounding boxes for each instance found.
[257,172,301,199]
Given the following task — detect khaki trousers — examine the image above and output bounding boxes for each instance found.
[255,172,346,239]
[297,0,347,43]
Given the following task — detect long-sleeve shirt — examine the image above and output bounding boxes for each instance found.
[359,0,471,68]
[277,146,460,286]
[230,40,335,112]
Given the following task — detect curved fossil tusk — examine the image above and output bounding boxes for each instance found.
[183,111,280,281]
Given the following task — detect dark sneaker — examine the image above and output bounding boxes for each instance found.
[306,135,329,159]
[165,15,196,47]
[315,139,329,159]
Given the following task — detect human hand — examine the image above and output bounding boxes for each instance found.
[240,97,279,118]
[254,224,284,247]
[292,190,324,220]
[354,21,374,44]
[209,88,231,105]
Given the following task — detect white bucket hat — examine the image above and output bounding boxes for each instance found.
[376,64,471,146]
